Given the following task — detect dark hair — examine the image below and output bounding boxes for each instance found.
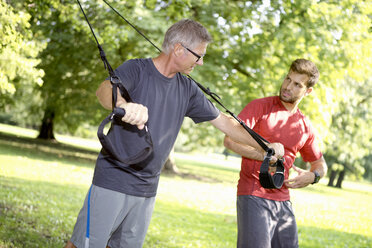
[289,59,319,87]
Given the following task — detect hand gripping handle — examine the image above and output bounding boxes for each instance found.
[259,148,285,189]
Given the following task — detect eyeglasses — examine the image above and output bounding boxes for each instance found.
[181,44,204,62]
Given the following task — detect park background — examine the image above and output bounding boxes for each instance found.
[0,0,371,247]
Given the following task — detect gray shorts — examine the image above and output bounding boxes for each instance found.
[237,195,298,248]
[70,184,155,248]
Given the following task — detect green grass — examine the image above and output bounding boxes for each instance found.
[0,123,371,247]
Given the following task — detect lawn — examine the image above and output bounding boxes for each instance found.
[0,124,371,247]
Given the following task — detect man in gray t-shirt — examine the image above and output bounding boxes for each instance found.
[65,19,284,248]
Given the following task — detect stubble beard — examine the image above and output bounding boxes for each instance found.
[279,86,299,104]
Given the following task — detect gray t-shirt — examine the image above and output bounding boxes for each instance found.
[93,58,220,197]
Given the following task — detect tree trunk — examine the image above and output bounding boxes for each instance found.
[162,147,179,174]
[335,169,345,188]
[328,169,337,187]
[37,109,56,140]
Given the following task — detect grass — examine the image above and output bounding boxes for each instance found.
[0,123,371,247]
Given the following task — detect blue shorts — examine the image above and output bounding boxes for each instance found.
[70,184,155,248]
[237,195,298,248]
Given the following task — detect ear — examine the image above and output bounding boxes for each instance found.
[304,87,313,96]
[173,43,184,57]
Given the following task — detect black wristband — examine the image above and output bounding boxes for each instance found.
[312,171,320,184]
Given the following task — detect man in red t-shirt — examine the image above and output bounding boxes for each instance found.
[224,59,327,248]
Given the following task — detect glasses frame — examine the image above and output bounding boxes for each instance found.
[181,44,203,62]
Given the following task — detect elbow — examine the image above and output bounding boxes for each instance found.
[223,136,233,150]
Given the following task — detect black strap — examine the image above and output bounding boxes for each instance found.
[80,0,285,188]
[101,0,266,151]
[77,0,153,165]
[97,108,153,165]
[259,148,285,189]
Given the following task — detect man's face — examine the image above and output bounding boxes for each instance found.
[179,42,207,75]
[279,70,311,104]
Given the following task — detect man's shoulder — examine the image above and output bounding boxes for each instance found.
[116,58,152,73]
[240,96,276,118]
[298,111,313,128]
[251,96,277,103]
[175,73,199,91]
[247,96,278,108]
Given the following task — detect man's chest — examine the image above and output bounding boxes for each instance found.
[255,111,309,150]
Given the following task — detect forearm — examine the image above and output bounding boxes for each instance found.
[211,113,284,158]
[211,113,263,151]
[310,156,327,178]
[224,135,264,161]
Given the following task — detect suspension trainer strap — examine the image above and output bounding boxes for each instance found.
[94,0,284,188]
[76,0,153,165]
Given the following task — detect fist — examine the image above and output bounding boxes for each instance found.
[268,142,284,159]
[119,102,148,130]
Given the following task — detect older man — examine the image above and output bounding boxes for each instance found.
[65,19,283,248]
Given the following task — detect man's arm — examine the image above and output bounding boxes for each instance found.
[224,135,265,161]
[96,80,116,110]
[96,80,148,130]
[210,113,284,159]
[285,156,327,188]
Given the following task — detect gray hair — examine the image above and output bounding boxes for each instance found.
[162,19,212,54]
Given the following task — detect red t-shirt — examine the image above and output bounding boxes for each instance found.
[237,96,322,201]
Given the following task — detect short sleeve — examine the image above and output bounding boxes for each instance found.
[299,123,323,162]
[185,85,220,123]
[106,59,141,93]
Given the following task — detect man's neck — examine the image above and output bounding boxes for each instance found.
[280,99,299,114]
[152,53,178,78]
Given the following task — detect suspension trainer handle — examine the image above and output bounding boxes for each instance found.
[86,0,285,188]
[77,0,153,165]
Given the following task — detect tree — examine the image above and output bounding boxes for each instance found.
[176,0,372,184]
[8,0,177,140]
[0,0,44,109]
[4,0,372,182]
[162,147,179,174]
[325,78,372,187]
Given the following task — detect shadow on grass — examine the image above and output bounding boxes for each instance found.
[0,176,88,248]
[163,158,240,184]
[161,169,225,184]
[176,157,240,174]
[1,175,371,248]
[147,200,371,248]
[0,175,236,248]
[0,131,99,167]
[0,131,235,184]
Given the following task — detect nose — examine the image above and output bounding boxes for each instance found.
[286,82,295,90]
[196,57,204,66]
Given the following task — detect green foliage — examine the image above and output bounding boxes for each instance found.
[179,0,372,179]
[325,77,372,179]
[0,0,44,108]
[1,0,372,178]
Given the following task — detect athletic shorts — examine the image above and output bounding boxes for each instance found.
[237,195,298,248]
[70,184,155,248]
